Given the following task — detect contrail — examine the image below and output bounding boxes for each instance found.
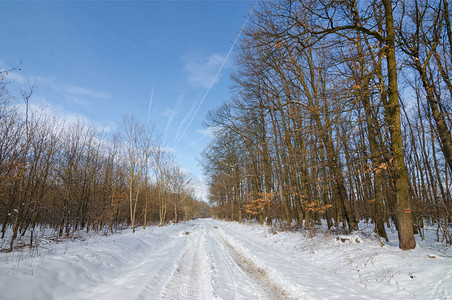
[173,99,197,145]
[147,82,155,125]
[183,134,208,151]
[163,90,183,145]
[174,19,247,147]
[163,110,176,146]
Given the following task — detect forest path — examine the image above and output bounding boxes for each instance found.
[82,219,294,300]
[154,220,295,299]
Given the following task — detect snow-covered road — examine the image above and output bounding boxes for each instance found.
[1,219,451,299]
[85,221,295,300]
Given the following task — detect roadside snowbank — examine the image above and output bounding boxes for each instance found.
[218,220,452,299]
[0,224,193,300]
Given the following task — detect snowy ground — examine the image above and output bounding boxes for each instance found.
[0,219,451,299]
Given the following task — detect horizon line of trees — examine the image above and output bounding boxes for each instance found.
[0,75,211,252]
[202,0,452,250]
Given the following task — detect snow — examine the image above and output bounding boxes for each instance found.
[0,219,451,299]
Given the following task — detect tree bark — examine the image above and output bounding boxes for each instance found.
[383,0,416,250]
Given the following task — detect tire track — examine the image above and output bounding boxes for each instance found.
[209,228,293,300]
[205,233,260,299]
[160,226,213,300]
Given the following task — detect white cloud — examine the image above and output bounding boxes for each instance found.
[162,108,177,118]
[197,126,221,138]
[12,101,113,135]
[184,53,225,89]
[150,145,175,153]
[0,66,111,104]
[64,95,90,107]
[38,76,111,100]
[162,146,176,153]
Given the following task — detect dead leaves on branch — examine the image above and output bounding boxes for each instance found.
[305,202,333,214]
[243,192,276,215]
[243,192,332,216]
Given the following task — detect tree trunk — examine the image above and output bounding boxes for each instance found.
[383,0,416,250]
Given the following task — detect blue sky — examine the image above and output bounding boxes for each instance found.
[1,1,253,194]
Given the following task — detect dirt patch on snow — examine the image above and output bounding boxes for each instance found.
[213,232,292,300]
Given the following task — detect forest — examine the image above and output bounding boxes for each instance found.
[1,1,452,298]
[202,0,452,250]
[1,0,451,254]
[0,74,210,252]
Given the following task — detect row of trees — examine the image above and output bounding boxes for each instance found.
[202,0,452,249]
[0,77,210,252]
